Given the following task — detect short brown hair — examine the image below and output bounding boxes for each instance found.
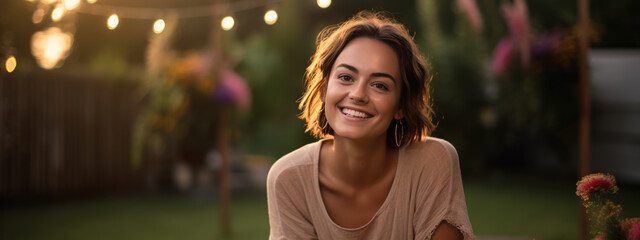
[298,11,435,148]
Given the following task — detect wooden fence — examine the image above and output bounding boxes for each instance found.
[0,70,144,201]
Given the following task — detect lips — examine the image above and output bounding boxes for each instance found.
[340,107,373,119]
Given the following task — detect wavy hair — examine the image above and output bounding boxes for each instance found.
[298,11,435,148]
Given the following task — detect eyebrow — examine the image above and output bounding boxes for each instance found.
[336,63,396,83]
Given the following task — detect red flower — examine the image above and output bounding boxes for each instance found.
[576,173,618,201]
[623,218,640,240]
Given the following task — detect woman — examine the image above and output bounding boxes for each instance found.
[267,11,474,240]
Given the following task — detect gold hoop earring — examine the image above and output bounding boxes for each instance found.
[395,120,404,147]
[320,105,328,130]
[323,118,328,130]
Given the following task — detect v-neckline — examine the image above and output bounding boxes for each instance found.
[312,139,404,231]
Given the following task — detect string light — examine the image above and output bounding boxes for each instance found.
[221,16,234,31]
[317,0,331,8]
[153,19,165,34]
[264,10,277,25]
[107,14,119,29]
[5,56,17,73]
[51,4,65,21]
[31,27,74,69]
[77,0,282,19]
[32,7,45,24]
[24,0,292,70]
[64,0,80,10]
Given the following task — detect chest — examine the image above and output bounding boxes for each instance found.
[319,177,395,228]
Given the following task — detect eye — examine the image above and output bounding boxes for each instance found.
[338,74,353,82]
[372,82,389,91]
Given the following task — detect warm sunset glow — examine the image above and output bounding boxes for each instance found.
[221,16,234,31]
[51,5,65,21]
[87,0,97,4]
[5,56,17,73]
[31,27,74,69]
[317,0,331,8]
[107,14,119,30]
[153,19,165,34]
[264,10,278,25]
[64,0,80,10]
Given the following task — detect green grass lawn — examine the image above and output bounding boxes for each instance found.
[465,174,640,240]
[2,176,639,240]
[1,192,270,240]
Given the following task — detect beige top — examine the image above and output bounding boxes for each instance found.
[267,137,475,240]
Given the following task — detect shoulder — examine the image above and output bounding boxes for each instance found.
[401,137,460,179]
[404,137,458,164]
[267,141,321,188]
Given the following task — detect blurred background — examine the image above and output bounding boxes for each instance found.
[1,0,639,239]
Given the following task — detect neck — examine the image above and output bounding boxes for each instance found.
[322,135,397,187]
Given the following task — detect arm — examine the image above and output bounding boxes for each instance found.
[267,166,318,240]
[412,139,475,240]
[431,221,464,240]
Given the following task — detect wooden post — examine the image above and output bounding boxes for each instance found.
[217,108,231,238]
[211,0,231,237]
[577,0,590,239]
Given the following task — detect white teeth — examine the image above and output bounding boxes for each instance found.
[342,108,369,118]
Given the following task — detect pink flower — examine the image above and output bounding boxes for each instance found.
[501,0,530,67]
[491,37,513,76]
[216,69,251,110]
[457,0,483,34]
[193,51,219,79]
[623,218,640,240]
[576,173,618,201]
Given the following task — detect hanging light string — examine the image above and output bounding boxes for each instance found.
[16,0,330,70]
[76,0,281,20]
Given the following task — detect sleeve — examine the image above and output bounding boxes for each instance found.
[413,140,475,240]
[267,164,318,240]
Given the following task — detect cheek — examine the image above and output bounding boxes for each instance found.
[324,82,343,104]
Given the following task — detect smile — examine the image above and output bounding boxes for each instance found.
[340,107,373,119]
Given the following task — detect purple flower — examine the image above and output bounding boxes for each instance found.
[531,32,562,59]
[215,69,251,110]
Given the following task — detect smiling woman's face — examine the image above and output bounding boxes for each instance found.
[323,37,403,142]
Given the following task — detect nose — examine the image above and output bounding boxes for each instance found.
[349,79,368,103]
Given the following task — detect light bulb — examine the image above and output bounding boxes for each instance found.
[153,19,165,34]
[264,10,278,25]
[51,5,65,21]
[6,56,17,73]
[107,14,119,30]
[64,0,80,10]
[317,0,331,8]
[221,16,234,31]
